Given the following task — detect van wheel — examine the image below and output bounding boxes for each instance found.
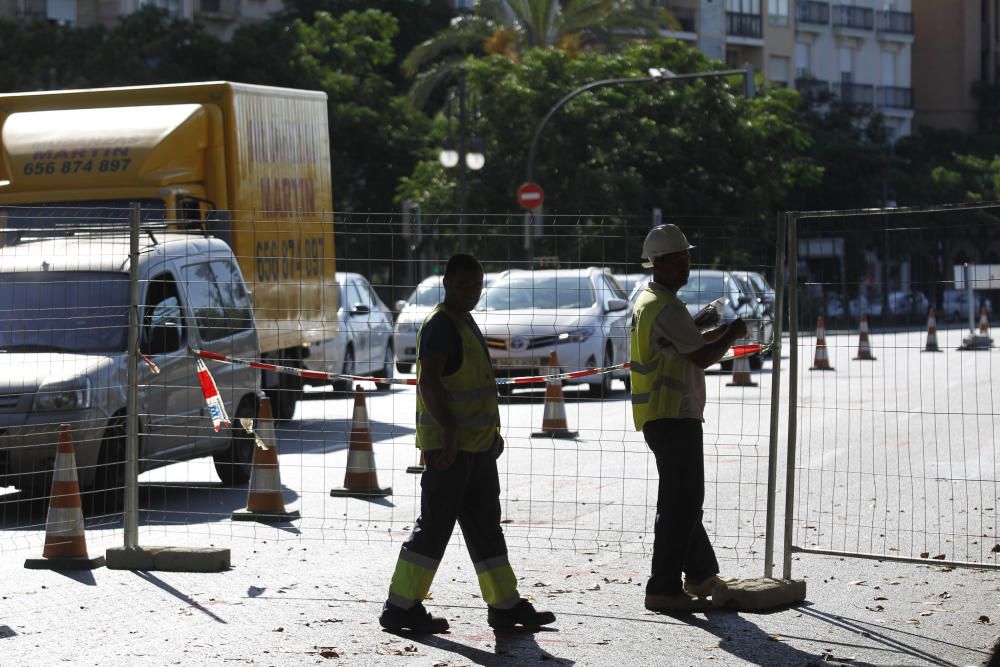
[88,416,126,515]
[214,397,256,487]
[395,361,413,374]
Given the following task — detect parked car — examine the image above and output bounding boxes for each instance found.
[302,272,395,391]
[0,232,260,502]
[741,271,777,316]
[473,267,630,397]
[677,269,775,369]
[848,291,931,321]
[942,289,993,323]
[613,272,649,298]
[392,272,500,374]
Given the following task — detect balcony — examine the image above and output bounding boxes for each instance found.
[878,86,913,110]
[795,77,830,100]
[796,1,830,27]
[669,5,698,33]
[727,11,762,38]
[834,81,875,106]
[196,0,239,18]
[832,4,874,31]
[876,9,913,36]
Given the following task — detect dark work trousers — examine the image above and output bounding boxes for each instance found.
[400,445,508,574]
[642,417,720,595]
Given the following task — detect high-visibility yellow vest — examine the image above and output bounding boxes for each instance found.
[415,305,499,452]
[629,286,690,431]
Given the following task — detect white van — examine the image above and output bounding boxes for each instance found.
[0,231,260,505]
[942,290,993,323]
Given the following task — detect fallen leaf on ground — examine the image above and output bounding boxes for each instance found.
[976,615,991,624]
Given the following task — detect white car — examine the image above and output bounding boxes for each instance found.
[393,273,499,374]
[302,272,395,391]
[472,267,629,397]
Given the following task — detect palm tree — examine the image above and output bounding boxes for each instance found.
[402,0,677,106]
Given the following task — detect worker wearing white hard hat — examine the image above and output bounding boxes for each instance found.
[630,224,747,613]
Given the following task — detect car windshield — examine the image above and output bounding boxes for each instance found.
[678,273,728,304]
[409,279,444,307]
[0,271,130,353]
[476,275,596,311]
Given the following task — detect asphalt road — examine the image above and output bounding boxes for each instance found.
[1,328,998,665]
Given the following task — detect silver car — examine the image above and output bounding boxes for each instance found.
[473,267,629,397]
[393,273,499,374]
[302,272,395,391]
[0,233,260,501]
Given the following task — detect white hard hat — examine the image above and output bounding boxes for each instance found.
[641,224,694,268]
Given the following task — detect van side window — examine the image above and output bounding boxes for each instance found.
[143,274,185,354]
[210,260,253,334]
[180,260,253,341]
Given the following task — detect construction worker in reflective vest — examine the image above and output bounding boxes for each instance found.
[630,224,747,614]
[380,253,556,633]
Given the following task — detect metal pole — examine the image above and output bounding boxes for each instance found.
[764,211,788,579]
[457,68,468,253]
[522,67,751,263]
[124,202,140,549]
[782,212,800,579]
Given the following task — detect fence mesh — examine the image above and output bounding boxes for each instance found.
[788,204,1000,568]
[0,206,777,576]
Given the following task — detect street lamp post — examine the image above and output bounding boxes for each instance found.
[523,63,756,262]
[440,68,485,253]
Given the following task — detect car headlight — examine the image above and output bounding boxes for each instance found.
[556,327,595,343]
[396,320,418,334]
[34,378,92,411]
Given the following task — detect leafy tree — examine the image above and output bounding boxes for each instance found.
[397,40,820,264]
[402,0,676,106]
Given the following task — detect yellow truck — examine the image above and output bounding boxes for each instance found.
[0,81,337,419]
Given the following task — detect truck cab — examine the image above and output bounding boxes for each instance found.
[0,230,260,505]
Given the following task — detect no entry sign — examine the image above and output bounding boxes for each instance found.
[516,182,544,209]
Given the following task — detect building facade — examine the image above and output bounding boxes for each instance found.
[1,0,282,39]
[656,0,914,137]
[911,0,1000,132]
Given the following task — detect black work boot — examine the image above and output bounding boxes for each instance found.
[378,601,450,633]
[487,599,556,631]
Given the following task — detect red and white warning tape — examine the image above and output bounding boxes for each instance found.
[188,343,764,388]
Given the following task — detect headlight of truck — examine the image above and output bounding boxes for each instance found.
[557,327,595,343]
[34,378,92,411]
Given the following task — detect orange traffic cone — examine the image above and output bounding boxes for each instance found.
[853,314,876,360]
[25,424,105,570]
[406,450,425,474]
[726,352,757,387]
[923,308,941,352]
[232,397,300,522]
[531,351,578,439]
[979,306,989,334]
[809,316,834,371]
[330,386,392,498]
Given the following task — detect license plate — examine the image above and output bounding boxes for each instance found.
[493,356,539,369]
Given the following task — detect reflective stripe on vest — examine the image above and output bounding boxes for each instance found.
[415,305,500,452]
[629,286,689,431]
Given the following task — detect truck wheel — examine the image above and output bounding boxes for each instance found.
[214,396,256,487]
[88,416,126,515]
[267,368,301,420]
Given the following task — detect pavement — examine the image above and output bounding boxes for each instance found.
[1,523,998,666]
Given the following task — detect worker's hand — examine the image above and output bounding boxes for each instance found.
[729,318,748,340]
[436,428,458,470]
[495,433,505,459]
